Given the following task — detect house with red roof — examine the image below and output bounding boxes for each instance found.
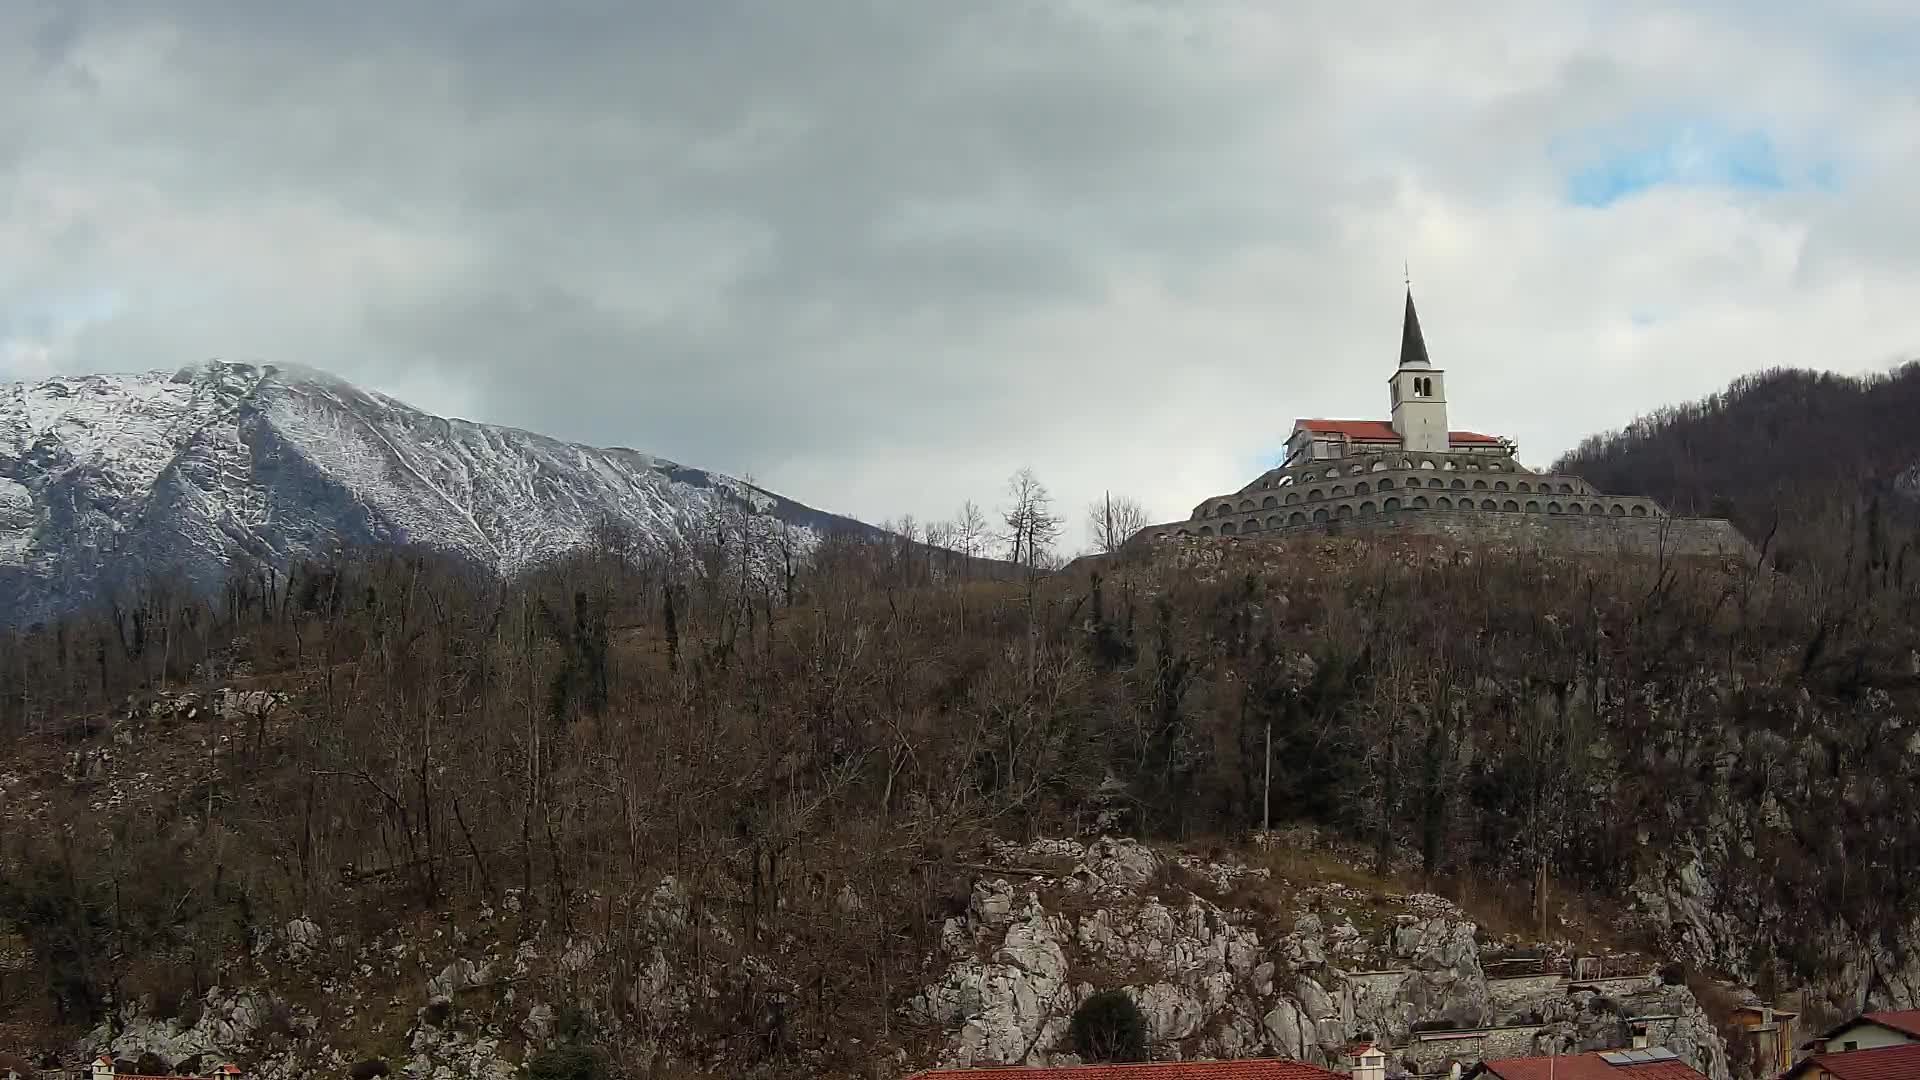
[85,1057,242,1080]
[1463,1047,1706,1080]
[1121,289,1724,551]
[1782,1040,1920,1079]
[1804,1009,1920,1056]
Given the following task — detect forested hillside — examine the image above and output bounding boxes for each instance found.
[2,493,1918,1076]
[1554,363,1920,560]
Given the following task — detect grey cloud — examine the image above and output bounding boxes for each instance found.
[4,1,1919,544]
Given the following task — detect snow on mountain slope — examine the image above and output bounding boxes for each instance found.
[0,361,875,623]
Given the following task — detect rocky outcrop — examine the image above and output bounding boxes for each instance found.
[912,838,1729,1079]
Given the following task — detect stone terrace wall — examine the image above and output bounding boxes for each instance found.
[1130,509,1753,561]
[1330,509,1754,559]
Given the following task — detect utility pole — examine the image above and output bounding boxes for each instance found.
[1262,718,1272,838]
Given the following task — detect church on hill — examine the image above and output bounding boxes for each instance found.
[1129,290,1676,545]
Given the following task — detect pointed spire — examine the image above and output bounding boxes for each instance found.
[1399,287,1431,369]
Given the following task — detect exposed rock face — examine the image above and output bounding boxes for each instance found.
[913,838,1730,1080]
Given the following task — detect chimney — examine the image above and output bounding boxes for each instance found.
[1630,1023,1650,1050]
[90,1057,115,1080]
[1350,1042,1387,1080]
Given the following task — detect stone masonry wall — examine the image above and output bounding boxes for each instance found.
[1325,509,1754,559]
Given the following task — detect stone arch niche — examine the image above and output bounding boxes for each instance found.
[1335,504,1354,519]
[1221,521,1237,535]
[1309,489,1323,501]
[1495,481,1510,492]
[1437,496,1453,509]
[1356,481,1371,495]
[1360,501,1377,516]
[1267,515,1283,529]
[1216,502,1232,516]
[1240,499,1255,511]
[1285,492,1300,505]
[1332,485,1348,497]
[1410,495,1428,508]
[1199,525,1215,536]
[1312,508,1330,523]
[1419,459,1437,470]
[1548,501,1563,514]
[1371,459,1388,472]
[1589,504,1604,515]
[1473,479,1489,490]
[1289,512,1307,526]
[1502,499,1519,511]
[1378,477,1395,490]
[1631,504,1649,516]
[1526,500,1541,512]
[1384,497,1401,511]
[1451,479,1466,490]
[1610,504,1626,516]
[1262,495,1278,508]
[1480,499,1498,511]
[1427,478,1444,489]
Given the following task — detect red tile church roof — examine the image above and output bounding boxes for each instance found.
[904,1060,1344,1080]
[1293,419,1504,446]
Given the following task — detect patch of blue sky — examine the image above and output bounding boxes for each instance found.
[1554,117,1833,208]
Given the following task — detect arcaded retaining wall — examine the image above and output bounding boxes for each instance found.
[1136,509,1753,561]
[1329,509,1754,559]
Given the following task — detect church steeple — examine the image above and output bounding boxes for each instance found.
[1398,287,1431,370]
[1389,286,1447,452]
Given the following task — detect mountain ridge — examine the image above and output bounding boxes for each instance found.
[0,361,875,624]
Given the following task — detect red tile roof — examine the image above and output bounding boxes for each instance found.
[1863,1009,1920,1038]
[1471,1051,1705,1080]
[1296,419,1401,441]
[1292,419,1505,446]
[1799,1041,1920,1079]
[903,1060,1345,1080]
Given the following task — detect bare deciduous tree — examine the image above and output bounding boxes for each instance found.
[1086,492,1151,554]
[1000,467,1063,580]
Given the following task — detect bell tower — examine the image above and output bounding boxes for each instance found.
[1389,287,1448,453]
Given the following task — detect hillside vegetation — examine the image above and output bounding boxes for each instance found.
[1554,362,1920,562]
[2,473,1917,1075]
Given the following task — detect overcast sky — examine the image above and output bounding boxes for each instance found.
[5,1,1919,548]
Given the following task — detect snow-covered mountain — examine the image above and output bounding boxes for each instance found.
[0,361,875,623]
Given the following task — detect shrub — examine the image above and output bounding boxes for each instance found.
[527,1046,608,1080]
[349,1059,392,1080]
[1071,989,1148,1063]
[134,1054,170,1077]
[1659,961,1685,986]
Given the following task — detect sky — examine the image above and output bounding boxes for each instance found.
[4,1,1920,551]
